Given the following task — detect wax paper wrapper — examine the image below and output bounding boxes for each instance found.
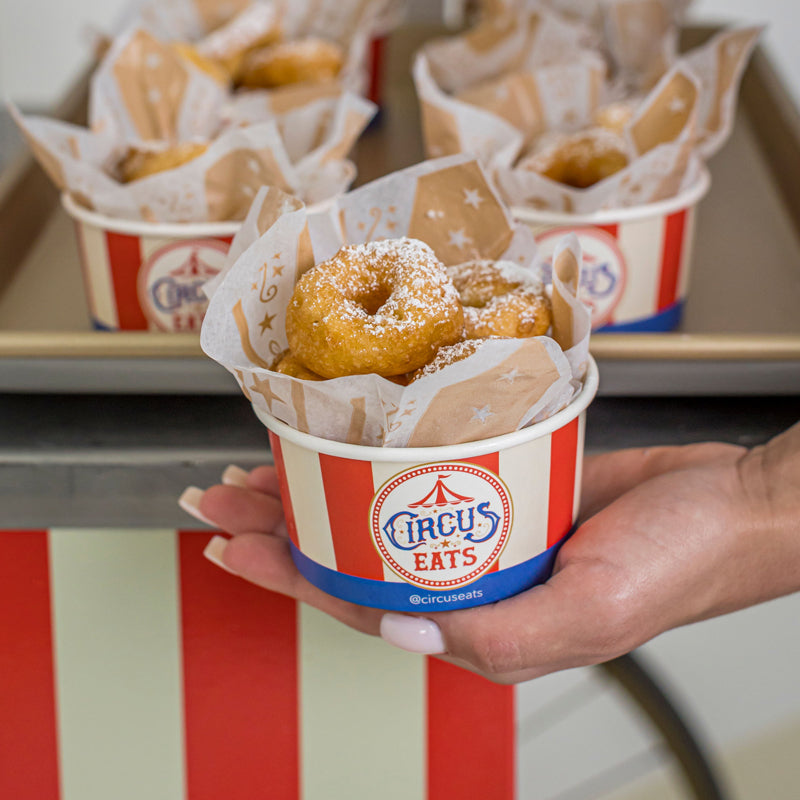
[135,0,405,98]
[477,0,691,92]
[200,155,591,447]
[415,25,760,213]
[136,0,400,42]
[421,5,598,95]
[11,27,376,222]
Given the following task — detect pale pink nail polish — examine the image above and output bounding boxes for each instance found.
[221,464,249,488]
[380,613,445,655]
[203,535,238,575]
[178,486,216,527]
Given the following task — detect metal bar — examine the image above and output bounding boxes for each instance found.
[600,652,729,800]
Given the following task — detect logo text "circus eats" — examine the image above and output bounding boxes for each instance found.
[370,462,513,591]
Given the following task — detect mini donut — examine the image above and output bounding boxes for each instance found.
[447,260,551,339]
[518,128,629,189]
[410,339,488,382]
[286,238,464,379]
[272,351,326,381]
[236,37,344,89]
[117,141,209,183]
[195,10,282,80]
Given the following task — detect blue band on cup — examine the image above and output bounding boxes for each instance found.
[290,531,574,612]
[595,300,683,333]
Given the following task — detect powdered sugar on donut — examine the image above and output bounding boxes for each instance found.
[286,237,465,377]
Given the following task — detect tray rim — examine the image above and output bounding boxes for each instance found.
[0,330,798,361]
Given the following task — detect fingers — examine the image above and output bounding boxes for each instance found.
[179,464,285,535]
[243,465,283,496]
[216,533,385,636]
[580,442,746,519]
[199,484,284,535]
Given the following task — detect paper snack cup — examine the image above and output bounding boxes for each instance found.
[62,193,240,332]
[513,170,710,332]
[254,358,599,612]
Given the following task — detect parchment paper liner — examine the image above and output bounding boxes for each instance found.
[200,155,591,447]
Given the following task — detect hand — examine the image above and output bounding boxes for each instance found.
[180,423,800,684]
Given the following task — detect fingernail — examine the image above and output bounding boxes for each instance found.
[178,486,216,527]
[221,464,249,488]
[380,613,445,655]
[203,535,239,575]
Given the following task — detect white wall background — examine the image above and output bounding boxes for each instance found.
[2,0,800,109]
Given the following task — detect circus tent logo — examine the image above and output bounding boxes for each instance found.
[370,462,513,590]
[535,226,626,327]
[138,239,229,331]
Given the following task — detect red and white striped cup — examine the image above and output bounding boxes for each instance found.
[62,194,239,332]
[256,358,599,612]
[513,170,710,332]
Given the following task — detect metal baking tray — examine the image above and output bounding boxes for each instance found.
[0,26,798,395]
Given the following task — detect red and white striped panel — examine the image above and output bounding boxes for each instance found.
[0,528,517,800]
[72,221,233,330]
[609,207,696,327]
[271,415,585,584]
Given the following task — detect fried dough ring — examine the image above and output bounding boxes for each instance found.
[117,141,208,183]
[410,339,488,382]
[237,37,343,88]
[447,259,551,339]
[273,351,326,381]
[519,128,628,189]
[286,238,464,378]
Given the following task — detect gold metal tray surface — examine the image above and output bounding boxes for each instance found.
[0,26,798,395]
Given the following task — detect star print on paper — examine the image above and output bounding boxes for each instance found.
[448,228,472,249]
[668,96,687,114]
[471,405,494,423]
[249,374,285,412]
[462,188,484,209]
[408,161,513,266]
[258,311,276,334]
[725,39,744,59]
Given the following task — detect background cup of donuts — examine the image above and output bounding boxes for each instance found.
[13,0,388,332]
[513,169,710,332]
[413,10,760,334]
[255,357,598,612]
[62,194,239,332]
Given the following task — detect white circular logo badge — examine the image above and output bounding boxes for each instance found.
[535,227,627,327]
[137,239,228,331]
[370,463,512,590]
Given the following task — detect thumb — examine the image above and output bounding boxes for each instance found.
[379,555,630,683]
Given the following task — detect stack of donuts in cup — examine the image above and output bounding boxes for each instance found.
[275,237,552,384]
